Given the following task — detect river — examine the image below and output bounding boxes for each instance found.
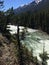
[7,25,49,65]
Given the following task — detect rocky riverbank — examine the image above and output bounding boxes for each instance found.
[0,33,19,65]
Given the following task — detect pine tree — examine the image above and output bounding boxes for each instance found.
[0,0,4,9]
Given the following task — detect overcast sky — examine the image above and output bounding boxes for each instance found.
[3,0,34,11]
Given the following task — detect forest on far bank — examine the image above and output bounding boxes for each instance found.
[0,7,49,34]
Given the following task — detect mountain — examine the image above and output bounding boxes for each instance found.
[14,0,49,14]
[35,0,42,4]
[14,1,37,14]
[36,0,49,11]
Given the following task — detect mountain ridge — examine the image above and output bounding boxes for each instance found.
[14,0,49,14]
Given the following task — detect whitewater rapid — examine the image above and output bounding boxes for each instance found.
[7,25,49,65]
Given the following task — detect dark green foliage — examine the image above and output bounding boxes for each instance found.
[39,51,49,65]
[0,11,7,32]
[1,3,49,34]
[5,7,49,34]
[16,25,25,65]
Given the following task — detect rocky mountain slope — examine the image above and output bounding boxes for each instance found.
[14,0,49,14]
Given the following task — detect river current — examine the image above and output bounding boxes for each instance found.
[7,25,49,65]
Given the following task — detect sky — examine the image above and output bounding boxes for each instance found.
[3,0,34,11]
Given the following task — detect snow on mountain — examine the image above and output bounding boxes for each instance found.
[35,0,42,4]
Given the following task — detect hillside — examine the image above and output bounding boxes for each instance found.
[14,0,49,14]
[0,33,19,65]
